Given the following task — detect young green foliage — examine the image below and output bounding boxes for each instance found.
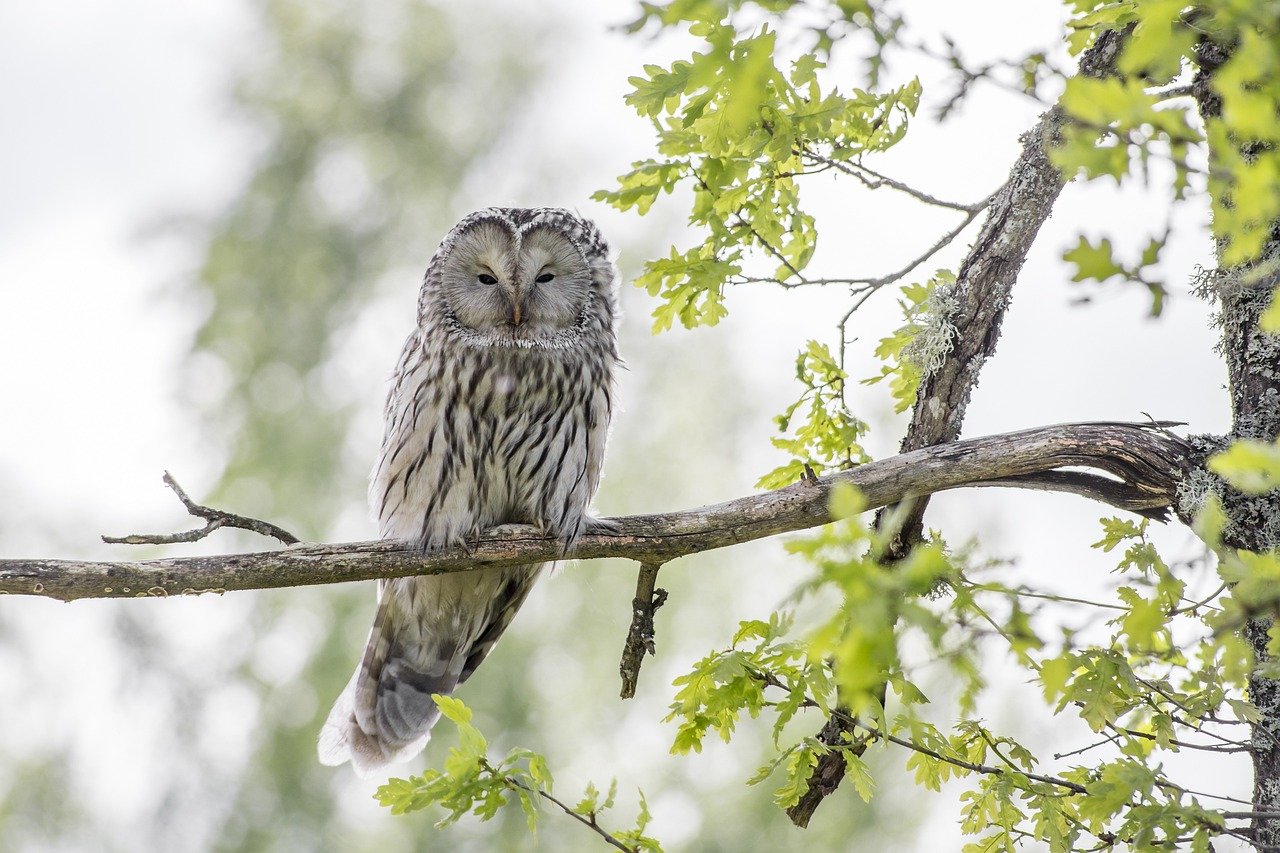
[1209,437,1280,495]
[758,341,870,489]
[789,486,966,715]
[595,4,921,331]
[376,696,662,851]
[1060,2,1280,272]
[1063,232,1169,315]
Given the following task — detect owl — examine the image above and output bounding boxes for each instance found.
[318,207,619,775]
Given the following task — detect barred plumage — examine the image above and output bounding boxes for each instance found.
[319,208,619,775]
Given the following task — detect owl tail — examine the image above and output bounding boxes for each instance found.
[317,568,542,777]
[318,585,466,777]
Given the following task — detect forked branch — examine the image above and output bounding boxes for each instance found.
[102,472,300,547]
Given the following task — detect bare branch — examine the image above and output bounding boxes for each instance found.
[102,472,300,547]
[619,562,667,699]
[0,422,1192,602]
[797,150,990,212]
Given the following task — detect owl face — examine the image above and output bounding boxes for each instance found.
[430,208,612,346]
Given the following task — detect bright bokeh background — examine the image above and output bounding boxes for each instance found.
[0,1,1239,850]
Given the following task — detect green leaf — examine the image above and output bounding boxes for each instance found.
[1092,516,1147,552]
[844,752,876,803]
[1209,439,1280,494]
[1261,287,1280,333]
[1064,236,1123,283]
[863,272,956,413]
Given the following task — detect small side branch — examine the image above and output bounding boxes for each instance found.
[619,562,668,699]
[102,471,300,547]
[485,761,636,853]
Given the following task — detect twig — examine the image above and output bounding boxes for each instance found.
[797,149,989,212]
[102,472,300,547]
[1102,721,1250,755]
[740,193,990,298]
[619,562,667,699]
[1053,731,1124,761]
[490,766,635,853]
[857,202,989,289]
[754,669,1089,794]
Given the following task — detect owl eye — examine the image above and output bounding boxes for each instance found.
[477,273,498,285]
[535,272,555,284]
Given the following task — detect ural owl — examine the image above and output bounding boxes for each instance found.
[319,207,619,775]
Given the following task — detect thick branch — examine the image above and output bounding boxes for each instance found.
[896,24,1131,523]
[788,26,1132,827]
[0,422,1191,602]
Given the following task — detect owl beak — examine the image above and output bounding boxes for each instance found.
[510,300,525,327]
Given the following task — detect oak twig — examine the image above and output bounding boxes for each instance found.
[619,562,668,699]
[101,471,300,547]
[483,760,636,853]
[0,421,1191,602]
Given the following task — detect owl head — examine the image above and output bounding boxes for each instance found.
[420,207,617,348]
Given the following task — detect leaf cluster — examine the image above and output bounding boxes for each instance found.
[595,4,921,332]
[377,696,661,851]
[1060,2,1280,311]
[757,342,869,489]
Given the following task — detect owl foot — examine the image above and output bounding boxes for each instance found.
[584,516,622,536]
[458,525,487,556]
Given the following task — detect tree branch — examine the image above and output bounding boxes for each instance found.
[787,25,1133,826]
[0,422,1191,602]
[491,766,636,853]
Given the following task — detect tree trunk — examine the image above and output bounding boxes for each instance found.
[1193,36,1280,851]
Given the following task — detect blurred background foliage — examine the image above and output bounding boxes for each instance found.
[0,0,911,849]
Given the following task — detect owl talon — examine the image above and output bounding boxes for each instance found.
[584,517,622,536]
[453,525,487,556]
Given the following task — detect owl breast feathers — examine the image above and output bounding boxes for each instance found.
[319,207,620,775]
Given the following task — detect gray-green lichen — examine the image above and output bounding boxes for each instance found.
[903,278,960,386]
[1178,433,1280,550]
[1192,250,1280,302]
[1236,390,1280,441]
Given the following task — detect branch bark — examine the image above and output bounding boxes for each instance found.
[0,422,1191,602]
[619,562,667,698]
[786,26,1132,828]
